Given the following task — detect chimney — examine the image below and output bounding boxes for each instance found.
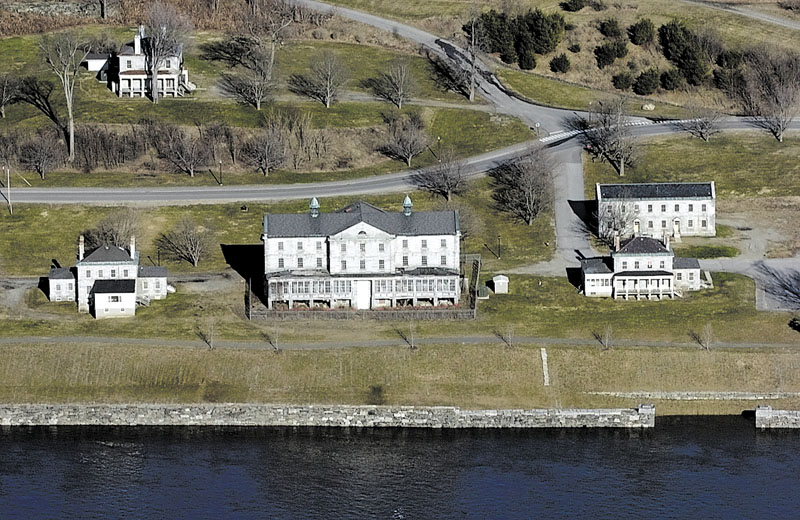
[309,197,320,218]
[78,235,85,261]
[130,235,136,259]
[402,195,413,217]
[134,25,144,55]
[664,231,670,252]
[613,230,620,252]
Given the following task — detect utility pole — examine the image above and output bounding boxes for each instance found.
[497,234,501,260]
[218,160,223,186]
[4,163,10,215]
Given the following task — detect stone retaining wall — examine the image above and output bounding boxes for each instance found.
[755,405,800,428]
[0,404,655,428]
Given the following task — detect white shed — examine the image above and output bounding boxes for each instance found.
[83,53,110,72]
[492,275,509,294]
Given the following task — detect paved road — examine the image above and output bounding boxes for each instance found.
[681,0,800,32]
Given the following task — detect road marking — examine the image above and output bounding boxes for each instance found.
[541,347,550,386]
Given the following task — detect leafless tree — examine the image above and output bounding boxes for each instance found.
[15,78,68,151]
[488,146,553,226]
[243,0,294,79]
[597,194,638,245]
[676,105,723,142]
[156,217,211,267]
[0,74,18,119]
[290,51,350,108]
[701,322,713,350]
[198,317,216,350]
[581,97,639,176]
[382,112,429,167]
[0,130,20,169]
[412,147,468,201]
[594,324,613,350]
[729,47,800,142]
[19,130,65,180]
[84,208,139,250]
[39,32,89,163]
[426,51,469,98]
[501,323,516,348]
[220,62,273,110]
[142,120,209,177]
[242,122,288,175]
[462,7,487,103]
[144,2,192,104]
[373,57,416,109]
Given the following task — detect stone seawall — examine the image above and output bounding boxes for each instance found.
[0,404,655,428]
[755,406,800,428]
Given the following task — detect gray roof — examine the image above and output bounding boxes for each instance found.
[81,245,133,264]
[581,257,613,274]
[673,257,701,269]
[264,201,460,238]
[49,267,74,280]
[85,52,110,60]
[616,270,673,277]
[138,266,168,278]
[615,237,671,256]
[93,279,136,294]
[599,182,714,200]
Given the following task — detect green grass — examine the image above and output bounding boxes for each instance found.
[584,133,800,198]
[673,245,739,259]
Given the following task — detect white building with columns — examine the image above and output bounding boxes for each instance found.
[261,197,462,310]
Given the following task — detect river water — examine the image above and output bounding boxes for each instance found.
[1,416,799,519]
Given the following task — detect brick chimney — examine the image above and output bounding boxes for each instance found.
[134,25,144,55]
[130,235,136,259]
[78,235,85,261]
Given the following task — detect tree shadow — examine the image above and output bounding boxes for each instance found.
[566,267,583,289]
[287,74,323,105]
[754,261,800,310]
[220,243,265,299]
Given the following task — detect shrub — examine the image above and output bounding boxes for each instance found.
[560,0,587,12]
[612,39,628,58]
[658,20,695,62]
[778,0,800,12]
[470,8,565,61]
[628,18,655,45]
[660,68,683,90]
[516,33,538,69]
[591,0,608,11]
[595,42,618,69]
[517,9,566,54]
[598,18,622,38]
[568,43,581,53]
[612,71,633,90]
[550,53,571,73]
[633,68,659,95]
[716,49,743,69]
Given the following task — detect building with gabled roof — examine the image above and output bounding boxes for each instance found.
[261,197,462,310]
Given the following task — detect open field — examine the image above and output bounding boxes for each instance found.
[1,341,800,414]
[584,133,800,199]
[672,245,739,259]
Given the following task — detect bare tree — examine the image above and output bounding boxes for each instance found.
[19,131,65,180]
[285,109,315,170]
[242,122,288,175]
[290,51,350,108]
[242,0,294,81]
[676,105,723,142]
[373,57,416,109]
[156,217,211,267]
[462,8,487,103]
[488,146,553,226]
[412,147,468,201]
[0,74,18,119]
[39,32,89,163]
[701,322,713,350]
[15,78,68,150]
[594,324,613,350]
[597,194,638,245]
[220,62,273,110]
[144,2,192,104]
[729,47,800,142]
[83,208,139,250]
[0,130,20,169]
[382,112,429,167]
[582,97,639,177]
[144,121,209,177]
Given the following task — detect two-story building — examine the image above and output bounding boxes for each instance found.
[596,182,716,241]
[581,234,704,300]
[261,197,462,310]
[47,235,169,318]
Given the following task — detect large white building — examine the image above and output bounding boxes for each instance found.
[596,182,716,241]
[261,197,462,310]
[47,235,169,319]
[581,235,704,300]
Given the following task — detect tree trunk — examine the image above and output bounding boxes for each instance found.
[0,106,5,118]
[152,65,160,104]
[619,158,624,177]
[406,156,412,167]
[256,98,261,110]
[100,0,107,19]
[325,96,331,109]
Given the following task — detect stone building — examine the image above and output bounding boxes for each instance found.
[261,197,462,310]
[47,235,169,319]
[596,182,716,241]
[580,234,704,299]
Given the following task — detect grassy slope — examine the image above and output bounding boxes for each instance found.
[584,133,800,199]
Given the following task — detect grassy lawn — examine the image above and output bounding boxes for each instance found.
[673,245,739,259]
[1,341,800,414]
[584,133,800,199]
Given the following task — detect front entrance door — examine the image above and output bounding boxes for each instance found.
[633,220,640,236]
[673,219,680,238]
[354,280,371,309]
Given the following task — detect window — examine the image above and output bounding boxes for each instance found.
[111,269,116,278]
[316,257,323,268]
[379,259,385,270]
[689,204,694,212]
[297,241,303,251]
[677,272,682,281]
[110,296,120,303]
[360,243,366,253]
[441,239,447,247]
[648,221,653,229]
[660,261,665,269]
[278,241,284,251]
[123,270,128,277]
[297,258,304,268]
[360,259,366,270]
[143,281,148,289]
[56,284,61,291]
[689,272,695,281]
[341,260,347,271]
[647,260,653,269]
[634,261,640,269]
[402,256,409,267]
[316,241,322,251]
[402,239,409,249]
[378,243,385,252]
[688,220,694,228]
[98,270,104,278]
[126,60,132,68]
[341,243,347,252]
[635,204,640,213]
[421,256,428,266]
[421,239,427,249]
[661,220,667,228]
[86,270,91,278]
[441,255,447,266]
[155,280,161,289]
[166,60,171,68]
[674,204,680,212]
[68,283,73,290]
[701,204,707,212]
[607,206,612,214]
[622,261,628,270]
[647,204,653,212]
[278,258,284,268]
[661,204,666,212]
[701,220,707,228]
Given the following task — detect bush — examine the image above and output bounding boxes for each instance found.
[595,42,618,69]
[633,68,659,95]
[517,9,566,54]
[716,49,743,69]
[658,20,708,86]
[470,8,565,61]
[612,39,628,59]
[549,53,571,73]
[628,18,655,45]
[516,33,537,69]
[660,68,683,90]
[568,43,581,53]
[591,0,608,10]
[598,18,622,38]
[561,0,587,12]
[612,71,633,90]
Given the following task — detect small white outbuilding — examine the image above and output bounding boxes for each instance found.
[492,275,509,294]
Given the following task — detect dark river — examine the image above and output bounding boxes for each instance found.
[1,416,798,519]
